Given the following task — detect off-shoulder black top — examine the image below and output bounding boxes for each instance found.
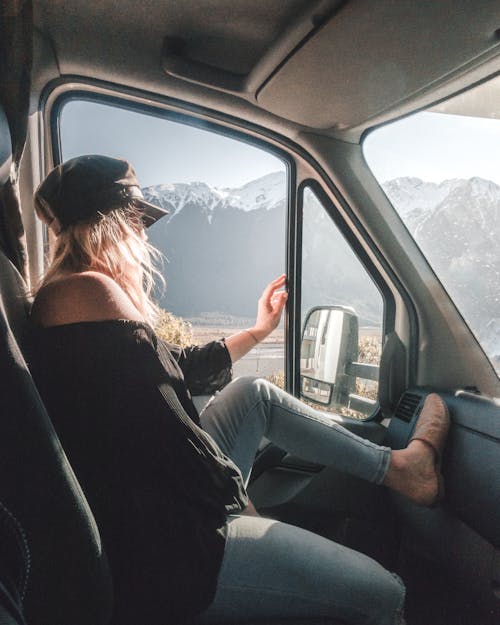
[28,320,248,625]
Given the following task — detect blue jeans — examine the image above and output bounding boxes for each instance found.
[196,377,405,625]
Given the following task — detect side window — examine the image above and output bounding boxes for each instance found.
[363,74,500,377]
[300,187,384,419]
[59,99,287,381]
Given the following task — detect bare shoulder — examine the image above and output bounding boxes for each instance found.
[31,271,143,327]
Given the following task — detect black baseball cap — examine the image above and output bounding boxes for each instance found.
[34,155,168,232]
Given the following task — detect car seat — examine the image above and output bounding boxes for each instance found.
[0,498,29,625]
[0,104,112,625]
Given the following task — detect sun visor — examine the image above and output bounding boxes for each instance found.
[256,0,500,130]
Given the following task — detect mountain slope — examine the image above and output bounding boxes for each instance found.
[144,172,500,360]
[383,176,500,360]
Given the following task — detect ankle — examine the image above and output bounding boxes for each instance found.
[384,442,426,485]
[383,450,406,488]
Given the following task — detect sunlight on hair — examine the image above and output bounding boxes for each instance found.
[36,203,165,324]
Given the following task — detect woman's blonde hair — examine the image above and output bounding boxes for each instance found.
[38,203,164,324]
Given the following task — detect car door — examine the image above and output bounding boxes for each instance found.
[362,76,500,624]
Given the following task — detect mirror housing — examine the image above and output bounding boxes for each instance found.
[300,306,358,408]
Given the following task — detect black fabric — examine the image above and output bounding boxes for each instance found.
[0,2,32,279]
[34,155,168,230]
[158,381,245,515]
[28,320,248,625]
[0,502,29,613]
[0,581,26,625]
[165,340,233,401]
[0,504,27,625]
[0,250,112,625]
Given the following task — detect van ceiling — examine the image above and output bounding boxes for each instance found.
[34,1,500,139]
[36,0,318,76]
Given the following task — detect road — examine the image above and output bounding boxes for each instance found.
[233,343,285,378]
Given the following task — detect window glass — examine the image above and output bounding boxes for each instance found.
[363,75,500,374]
[60,99,287,381]
[300,187,384,419]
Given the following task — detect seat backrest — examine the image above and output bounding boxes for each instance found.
[0,105,112,625]
[0,499,30,625]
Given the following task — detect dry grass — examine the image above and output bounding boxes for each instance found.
[355,335,382,402]
[358,335,382,365]
[155,309,193,347]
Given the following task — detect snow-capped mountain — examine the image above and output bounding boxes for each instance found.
[145,171,287,318]
[142,171,286,220]
[383,176,500,364]
[382,176,500,256]
[143,171,500,365]
[383,176,500,221]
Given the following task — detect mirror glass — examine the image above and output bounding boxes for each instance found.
[300,306,379,417]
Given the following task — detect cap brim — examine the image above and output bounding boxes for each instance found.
[134,198,169,227]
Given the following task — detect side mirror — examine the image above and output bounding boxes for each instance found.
[300,306,358,408]
[300,306,381,416]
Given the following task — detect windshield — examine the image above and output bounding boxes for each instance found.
[363,75,500,374]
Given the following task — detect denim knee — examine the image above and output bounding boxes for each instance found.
[231,375,273,401]
[365,570,406,625]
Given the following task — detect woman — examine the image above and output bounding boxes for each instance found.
[29,155,449,625]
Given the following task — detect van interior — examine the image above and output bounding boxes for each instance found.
[1,2,500,624]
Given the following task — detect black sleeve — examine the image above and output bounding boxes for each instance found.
[165,339,233,395]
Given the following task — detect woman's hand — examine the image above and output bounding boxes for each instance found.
[251,274,288,341]
[225,275,288,363]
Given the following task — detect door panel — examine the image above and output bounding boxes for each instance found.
[446,391,500,547]
[250,389,500,621]
[387,389,500,618]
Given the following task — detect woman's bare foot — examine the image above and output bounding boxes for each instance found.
[383,393,450,506]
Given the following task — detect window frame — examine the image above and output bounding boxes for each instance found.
[49,88,297,389]
[362,104,500,382]
[296,180,397,420]
[43,80,417,412]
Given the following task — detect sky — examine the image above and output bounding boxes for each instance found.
[61,101,286,189]
[364,111,500,186]
[61,100,500,190]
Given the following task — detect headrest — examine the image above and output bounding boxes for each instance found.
[0,106,12,187]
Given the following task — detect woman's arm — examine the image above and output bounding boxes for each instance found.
[225,274,288,363]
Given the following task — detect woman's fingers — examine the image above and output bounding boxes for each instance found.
[265,274,286,290]
[254,275,288,338]
[272,291,288,314]
[262,274,287,302]
[271,289,288,304]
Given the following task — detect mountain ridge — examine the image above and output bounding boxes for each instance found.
[144,173,500,361]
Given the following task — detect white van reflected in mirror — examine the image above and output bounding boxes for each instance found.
[300,306,379,417]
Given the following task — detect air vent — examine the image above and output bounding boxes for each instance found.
[394,392,422,423]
